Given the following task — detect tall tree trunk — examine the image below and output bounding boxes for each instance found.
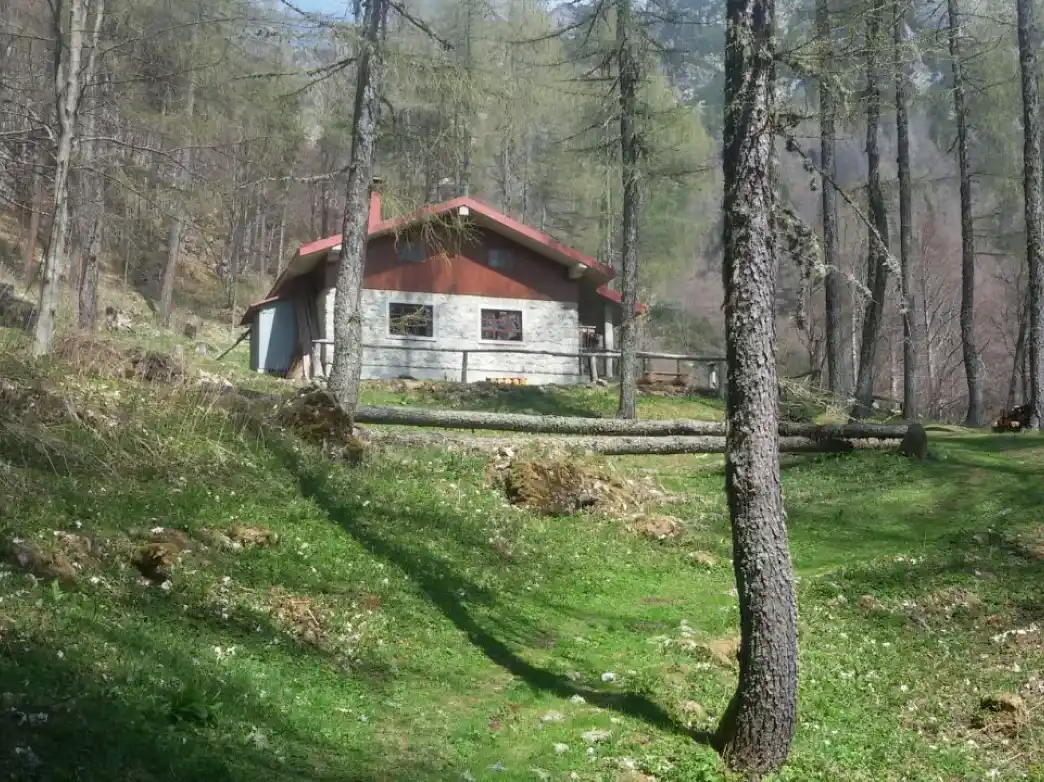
[616,0,642,420]
[946,0,981,426]
[22,161,43,282]
[1017,0,1044,429]
[457,0,474,197]
[159,69,196,328]
[328,0,388,424]
[850,0,891,419]
[277,202,287,274]
[817,0,844,399]
[1009,290,1030,410]
[713,0,798,773]
[34,0,87,357]
[895,0,917,419]
[77,0,105,331]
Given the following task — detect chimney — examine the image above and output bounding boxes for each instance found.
[368,176,384,233]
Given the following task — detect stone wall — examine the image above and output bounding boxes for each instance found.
[318,288,583,385]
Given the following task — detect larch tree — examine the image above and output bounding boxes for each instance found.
[616,0,642,420]
[946,0,982,426]
[33,0,93,356]
[816,0,844,399]
[76,0,106,330]
[328,0,390,422]
[893,0,917,419]
[1016,0,1044,428]
[714,0,798,773]
[851,0,891,420]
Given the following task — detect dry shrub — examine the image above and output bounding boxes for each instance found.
[499,458,638,517]
[5,539,78,583]
[0,376,113,430]
[971,693,1028,737]
[274,386,367,461]
[50,333,128,379]
[628,514,685,541]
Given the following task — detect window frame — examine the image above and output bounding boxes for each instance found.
[395,236,426,263]
[387,301,435,340]
[487,247,514,271]
[479,308,524,343]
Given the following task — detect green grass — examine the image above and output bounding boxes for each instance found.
[1,351,1043,782]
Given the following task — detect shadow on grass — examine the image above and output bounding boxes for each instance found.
[0,635,437,782]
[271,441,712,746]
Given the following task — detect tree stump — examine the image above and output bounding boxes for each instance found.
[899,422,928,459]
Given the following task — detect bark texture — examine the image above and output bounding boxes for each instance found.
[894,0,917,420]
[327,0,388,423]
[1017,0,1044,429]
[715,0,798,771]
[947,0,982,426]
[616,0,642,421]
[159,63,196,328]
[816,0,844,399]
[77,0,105,330]
[1009,290,1030,410]
[851,1,891,420]
[33,0,87,356]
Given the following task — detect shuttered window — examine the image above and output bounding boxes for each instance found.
[480,309,523,341]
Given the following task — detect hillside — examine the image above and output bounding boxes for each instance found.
[1,335,1042,781]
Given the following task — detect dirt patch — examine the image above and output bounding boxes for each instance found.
[1015,525,1044,560]
[858,594,888,615]
[131,542,183,583]
[971,692,1028,737]
[269,591,326,647]
[922,586,984,621]
[628,514,685,541]
[5,539,77,583]
[687,551,718,567]
[698,636,740,669]
[228,525,278,549]
[146,528,194,552]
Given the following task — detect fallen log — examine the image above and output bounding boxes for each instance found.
[354,405,910,440]
[363,429,900,456]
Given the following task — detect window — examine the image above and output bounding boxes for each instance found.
[481,309,523,342]
[488,248,513,270]
[396,237,425,262]
[389,303,434,338]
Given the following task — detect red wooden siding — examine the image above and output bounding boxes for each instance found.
[323,226,579,302]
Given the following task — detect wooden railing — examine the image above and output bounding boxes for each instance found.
[312,339,726,395]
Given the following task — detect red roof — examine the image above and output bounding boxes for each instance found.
[242,194,645,325]
[596,284,647,314]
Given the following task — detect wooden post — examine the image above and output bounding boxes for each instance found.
[716,361,727,400]
[460,350,469,383]
[588,353,599,383]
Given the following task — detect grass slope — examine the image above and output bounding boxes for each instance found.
[1,353,1043,782]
